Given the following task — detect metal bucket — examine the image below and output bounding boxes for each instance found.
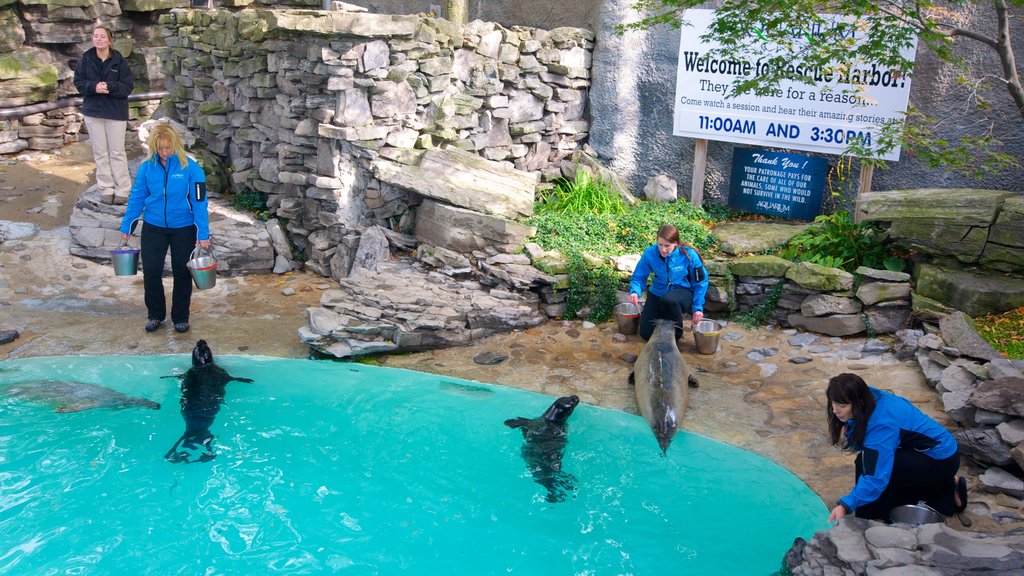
[890,503,944,525]
[692,319,725,355]
[187,246,217,290]
[111,237,140,276]
[613,302,641,335]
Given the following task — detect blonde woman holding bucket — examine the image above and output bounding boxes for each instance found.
[119,124,210,334]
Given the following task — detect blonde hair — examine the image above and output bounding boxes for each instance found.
[147,123,187,168]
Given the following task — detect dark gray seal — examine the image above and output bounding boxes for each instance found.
[3,379,160,412]
[163,339,253,464]
[633,320,691,455]
[504,395,580,503]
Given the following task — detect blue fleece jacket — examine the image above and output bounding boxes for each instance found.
[628,244,709,311]
[119,154,209,240]
[73,47,133,121]
[839,387,958,512]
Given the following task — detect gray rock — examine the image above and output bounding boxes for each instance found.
[970,377,1024,416]
[829,517,874,563]
[862,339,893,356]
[788,313,865,337]
[864,525,918,549]
[938,364,979,394]
[856,281,911,306]
[996,419,1024,446]
[642,174,677,202]
[979,466,1024,498]
[0,329,20,344]
[988,358,1024,381]
[788,332,818,347]
[801,293,862,317]
[855,266,912,283]
[0,221,39,241]
[940,311,1003,361]
[954,428,1016,467]
[789,356,813,364]
[895,328,924,361]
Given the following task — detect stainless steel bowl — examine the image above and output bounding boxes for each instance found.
[890,503,944,525]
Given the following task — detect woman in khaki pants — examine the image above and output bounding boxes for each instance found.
[73,26,134,205]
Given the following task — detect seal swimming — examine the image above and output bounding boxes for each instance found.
[163,339,253,464]
[504,395,580,503]
[3,380,160,412]
[633,319,692,455]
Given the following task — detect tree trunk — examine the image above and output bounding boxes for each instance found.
[445,0,468,26]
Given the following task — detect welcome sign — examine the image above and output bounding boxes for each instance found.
[674,9,916,160]
[728,148,829,221]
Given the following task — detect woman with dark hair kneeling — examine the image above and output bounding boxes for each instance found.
[826,373,967,523]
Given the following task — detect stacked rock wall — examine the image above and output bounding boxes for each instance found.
[158,7,592,277]
[721,256,913,336]
[0,0,168,155]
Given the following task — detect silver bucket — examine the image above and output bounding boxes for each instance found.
[890,503,944,525]
[692,319,725,355]
[613,302,642,335]
[111,237,140,276]
[187,246,217,290]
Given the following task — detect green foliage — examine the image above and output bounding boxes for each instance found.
[526,200,717,257]
[618,1,1024,172]
[734,279,785,328]
[564,251,620,323]
[537,170,627,216]
[230,187,270,221]
[777,211,906,273]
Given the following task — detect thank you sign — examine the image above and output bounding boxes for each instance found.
[728,148,828,221]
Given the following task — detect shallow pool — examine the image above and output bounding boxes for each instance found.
[0,355,827,575]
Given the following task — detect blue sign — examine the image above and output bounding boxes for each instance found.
[728,148,829,221]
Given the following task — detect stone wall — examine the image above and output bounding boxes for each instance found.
[0,0,169,155]
[158,7,592,277]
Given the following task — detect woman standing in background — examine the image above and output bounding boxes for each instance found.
[74,25,134,205]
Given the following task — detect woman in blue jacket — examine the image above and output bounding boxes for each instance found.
[119,123,210,334]
[627,223,709,341]
[826,373,967,523]
[74,26,134,205]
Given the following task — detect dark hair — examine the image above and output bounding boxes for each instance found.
[826,373,876,450]
[657,223,703,263]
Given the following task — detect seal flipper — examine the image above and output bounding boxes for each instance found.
[504,417,530,429]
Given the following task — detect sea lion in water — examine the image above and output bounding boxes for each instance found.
[163,340,253,464]
[633,320,691,455]
[504,395,580,503]
[3,380,160,412]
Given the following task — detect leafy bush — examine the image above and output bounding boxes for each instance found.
[231,187,270,221]
[777,211,906,273]
[526,199,718,257]
[536,169,627,216]
[563,251,620,323]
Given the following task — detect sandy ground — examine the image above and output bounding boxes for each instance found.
[1,141,1019,533]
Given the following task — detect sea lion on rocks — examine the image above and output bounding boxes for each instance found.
[633,319,691,455]
[3,379,160,412]
[163,339,253,464]
[504,395,580,503]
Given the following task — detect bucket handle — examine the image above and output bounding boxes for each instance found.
[188,244,218,262]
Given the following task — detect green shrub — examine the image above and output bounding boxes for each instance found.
[536,169,627,216]
[777,211,906,273]
[563,250,620,323]
[526,199,718,257]
[231,187,270,221]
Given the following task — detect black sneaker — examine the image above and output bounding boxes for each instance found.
[173,322,190,333]
[145,320,163,332]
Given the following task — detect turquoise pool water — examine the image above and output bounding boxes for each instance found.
[0,355,827,575]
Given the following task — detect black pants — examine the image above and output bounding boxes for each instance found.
[638,288,694,341]
[853,449,960,520]
[141,222,196,324]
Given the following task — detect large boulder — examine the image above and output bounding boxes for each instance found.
[916,263,1024,317]
[713,221,813,256]
[981,195,1024,273]
[414,198,536,254]
[859,188,1015,264]
[0,47,59,107]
